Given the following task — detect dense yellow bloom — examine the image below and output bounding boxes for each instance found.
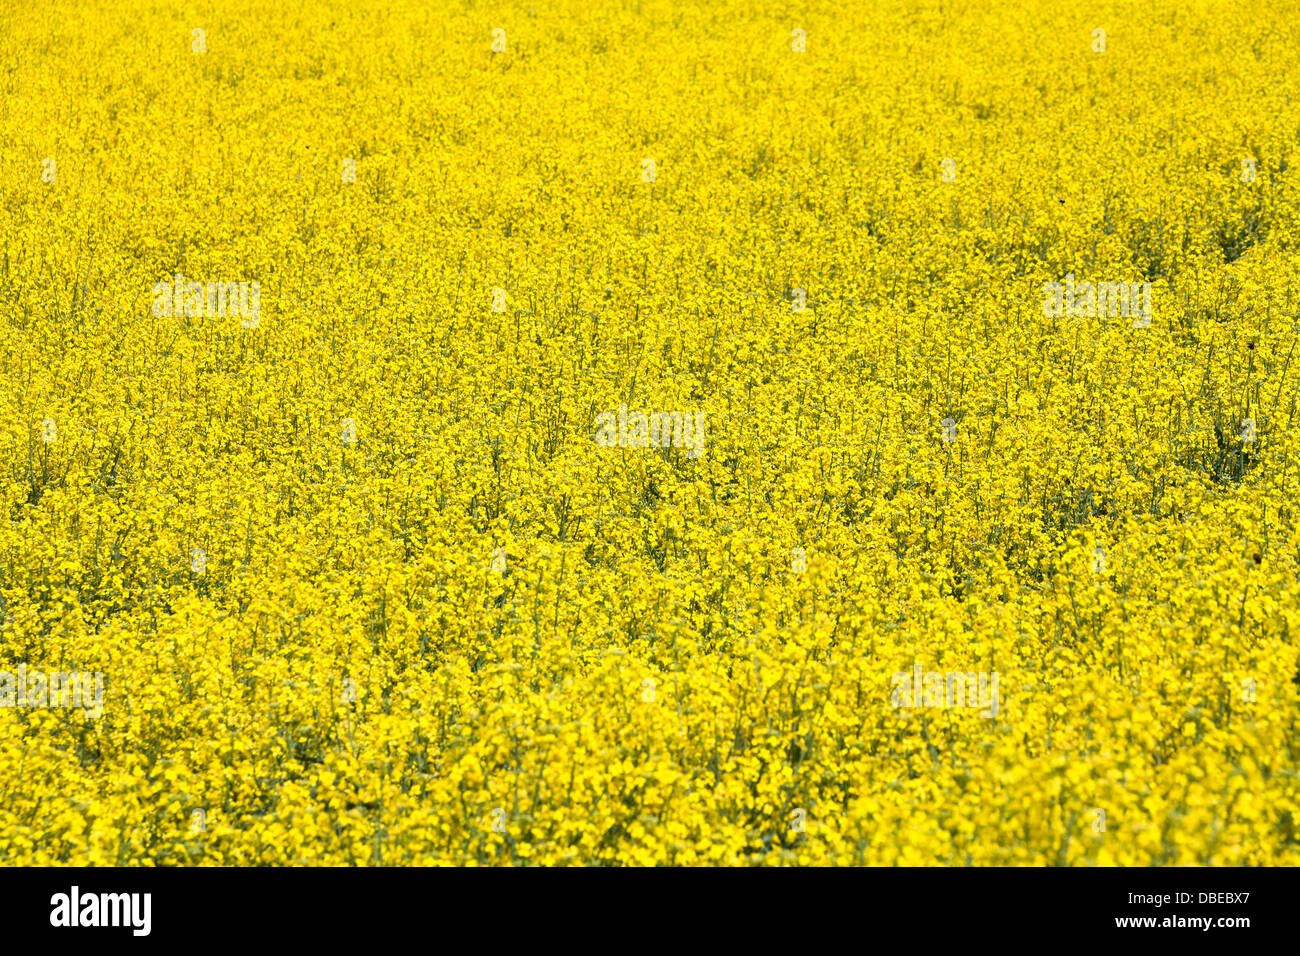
[0,0,1298,866]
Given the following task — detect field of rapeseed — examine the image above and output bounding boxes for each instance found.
[2,0,1300,866]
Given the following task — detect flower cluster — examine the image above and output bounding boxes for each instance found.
[0,0,1298,865]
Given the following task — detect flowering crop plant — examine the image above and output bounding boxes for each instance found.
[1,0,1299,868]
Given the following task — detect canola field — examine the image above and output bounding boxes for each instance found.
[2,0,1300,865]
